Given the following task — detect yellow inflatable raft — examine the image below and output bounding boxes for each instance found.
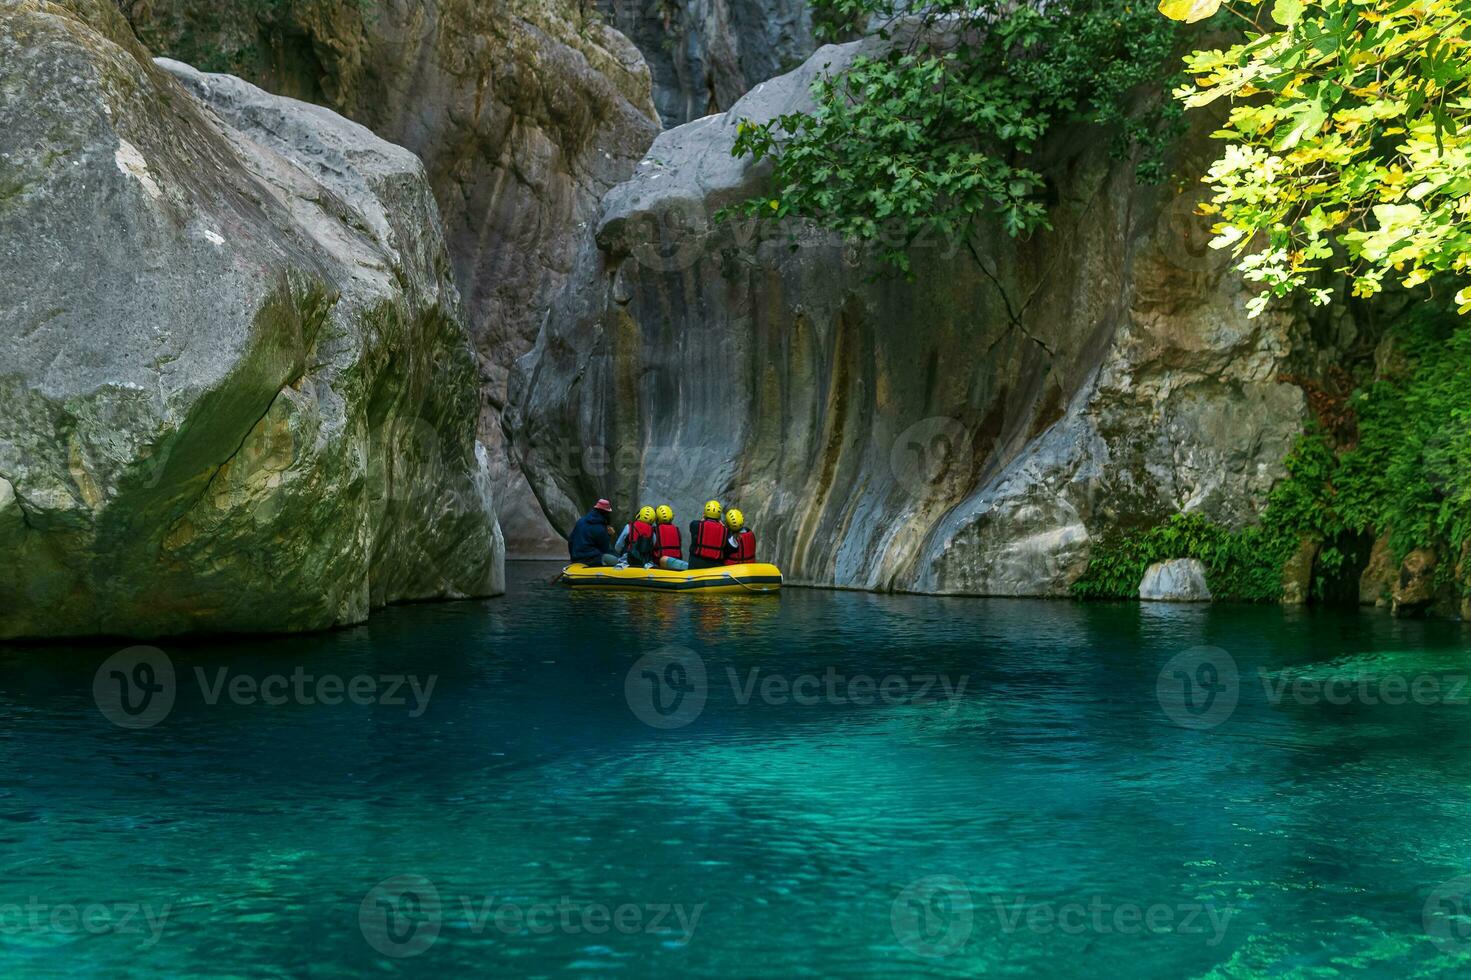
[560,562,783,594]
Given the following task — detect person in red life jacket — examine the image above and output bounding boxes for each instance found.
[623,506,659,568]
[652,504,689,571]
[723,507,756,565]
[688,499,728,569]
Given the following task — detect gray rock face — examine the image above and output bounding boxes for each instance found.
[1139,560,1213,602]
[1391,547,1439,618]
[0,0,501,639]
[1359,534,1395,606]
[597,0,818,126]
[124,0,664,554]
[1280,537,1318,604]
[507,36,1308,595]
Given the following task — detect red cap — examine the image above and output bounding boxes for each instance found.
[594,498,612,512]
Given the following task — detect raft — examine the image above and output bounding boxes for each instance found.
[560,562,783,594]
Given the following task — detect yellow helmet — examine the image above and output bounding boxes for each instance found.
[637,505,656,524]
[725,507,744,530]
[655,504,674,523]
[704,499,723,519]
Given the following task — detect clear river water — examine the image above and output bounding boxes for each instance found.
[4,560,1471,977]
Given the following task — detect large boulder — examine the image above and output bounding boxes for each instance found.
[597,0,818,126]
[1139,559,1213,602]
[124,0,663,552]
[0,0,501,639]
[506,36,1309,595]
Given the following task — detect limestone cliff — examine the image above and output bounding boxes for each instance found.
[506,38,1311,595]
[124,0,663,552]
[597,0,818,126]
[0,0,501,638]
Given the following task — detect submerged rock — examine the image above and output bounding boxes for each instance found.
[123,0,663,553]
[506,35,1307,595]
[1139,560,1213,603]
[0,0,500,639]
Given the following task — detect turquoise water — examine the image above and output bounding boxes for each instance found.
[4,562,1471,976]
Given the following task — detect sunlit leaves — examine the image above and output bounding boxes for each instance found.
[1158,0,1225,23]
[1166,0,1471,314]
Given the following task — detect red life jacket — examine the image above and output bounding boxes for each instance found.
[691,518,726,561]
[653,523,682,560]
[725,528,756,565]
[629,520,655,544]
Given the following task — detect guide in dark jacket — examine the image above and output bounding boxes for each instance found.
[568,499,618,565]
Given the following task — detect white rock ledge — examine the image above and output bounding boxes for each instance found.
[1139,559,1213,602]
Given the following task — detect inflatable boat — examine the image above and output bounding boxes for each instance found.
[560,562,783,594]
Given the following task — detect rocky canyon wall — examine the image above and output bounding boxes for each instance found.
[506,37,1316,595]
[124,0,663,552]
[596,0,818,126]
[0,0,501,638]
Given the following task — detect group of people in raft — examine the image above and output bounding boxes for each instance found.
[567,497,757,572]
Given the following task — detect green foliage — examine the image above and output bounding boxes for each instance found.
[1071,512,1277,601]
[723,0,1185,272]
[1070,507,1306,602]
[1075,309,1471,602]
[1335,314,1471,557]
[1161,0,1471,317]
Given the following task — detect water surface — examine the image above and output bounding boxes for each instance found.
[3,562,1471,977]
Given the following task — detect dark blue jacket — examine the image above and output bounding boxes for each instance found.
[568,509,614,561]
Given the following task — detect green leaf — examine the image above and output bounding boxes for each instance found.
[1271,0,1305,26]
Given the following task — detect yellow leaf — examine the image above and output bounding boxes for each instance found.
[1158,0,1224,22]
